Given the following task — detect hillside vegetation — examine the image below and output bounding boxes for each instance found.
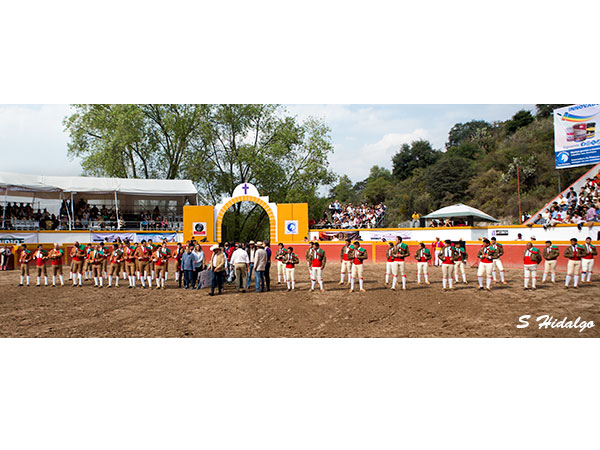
[329,105,588,225]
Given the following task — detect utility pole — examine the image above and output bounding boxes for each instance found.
[517,164,522,223]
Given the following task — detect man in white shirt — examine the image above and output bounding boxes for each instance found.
[246,241,257,289]
[230,243,250,292]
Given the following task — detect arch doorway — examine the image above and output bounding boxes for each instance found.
[215,196,277,243]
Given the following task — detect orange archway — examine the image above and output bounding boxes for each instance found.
[215,195,276,243]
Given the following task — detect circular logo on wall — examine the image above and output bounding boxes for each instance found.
[285,220,299,234]
[557,152,570,164]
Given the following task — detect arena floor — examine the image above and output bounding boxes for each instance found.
[0,263,599,337]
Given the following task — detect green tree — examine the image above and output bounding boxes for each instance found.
[446,120,490,148]
[505,110,534,134]
[391,139,441,181]
[64,104,206,179]
[423,155,474,208]
[330,175,355,203]
[364,165,392,204]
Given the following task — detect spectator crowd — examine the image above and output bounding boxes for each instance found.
[313,201,387,229]
[1,199,178,230]
[1,202,67,230]
[530,175,600,230]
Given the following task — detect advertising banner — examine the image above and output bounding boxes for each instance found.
[318,230,361,241]
[136,232,177,243]
[554,104,600,169]
[368,230,412,241]
[0,233,38,244]
[92,232,136,243]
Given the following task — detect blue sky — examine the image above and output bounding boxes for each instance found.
[0,104,533,182]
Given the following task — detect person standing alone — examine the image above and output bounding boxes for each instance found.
[253,242,268,293]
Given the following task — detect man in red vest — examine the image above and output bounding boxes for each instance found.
[523,242,541,290]
[581,236,597,284]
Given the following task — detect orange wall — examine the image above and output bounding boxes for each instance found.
[276,203,308,243]
[183,205,214,243]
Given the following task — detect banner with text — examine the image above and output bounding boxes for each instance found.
[92,232,136,243]
[136,232,177,243]
[0,233,38,244]
[318,230,361,241]
[367,230,412,241]
[554,104,600,169]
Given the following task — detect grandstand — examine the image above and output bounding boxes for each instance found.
[523,163,600,225]
[0,172,197,233]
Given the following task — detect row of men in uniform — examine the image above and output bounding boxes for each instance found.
[14,236,597,292]
[280,236,597,292]
[379,236,597,290]
[17,239,175,289]
[273,240,368,292]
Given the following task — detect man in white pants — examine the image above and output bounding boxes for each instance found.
[523,242,541,290]
[564,238,585,288]
[275,243,287,284]
[581,237,597,284]
[414,242,431,285]
[384,242,394,285]
[391,236,410,291]
[454,244,468,284]
[283,247,299,291]
[310,242,326,292]
[477,239,495,291]
[541,240,559,283]
[490,237,507,285]
[339,239,352,285]
[349,241,367,292]
[439,240,458,291]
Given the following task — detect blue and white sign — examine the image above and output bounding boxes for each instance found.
[554,104,600,169]
[284,220,299,235]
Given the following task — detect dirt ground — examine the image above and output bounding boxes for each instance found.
[0,263,599,337]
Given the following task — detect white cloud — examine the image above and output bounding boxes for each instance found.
[0,104,81,176]
[330,129,429,181]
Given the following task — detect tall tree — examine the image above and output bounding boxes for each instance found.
[64,104,207,179]
[504,110,534,134]
[391,139,441,181]
[446,120,490,149]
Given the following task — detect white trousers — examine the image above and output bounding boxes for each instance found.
[311,267,323,281]
[392,261,405,276]
[477,262,493,277]
[543,260,557,275]
[285,268,295,282]
[492,259,504,272]
[351,263,364,279]
[567,260,581,276]
[523,264,537,287]
[416,262,428,275]
[581,259,594,275]
[454,261,466,277]
[277,261,285,277]
[340,260,352,274]
[385,261,394,275]
[441,264,454,279]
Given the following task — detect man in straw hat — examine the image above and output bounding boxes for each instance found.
[246,240,257,290]
[208,245,226,295]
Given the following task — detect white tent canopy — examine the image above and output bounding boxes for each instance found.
[0,172,198,199]
[422,203,499,222]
